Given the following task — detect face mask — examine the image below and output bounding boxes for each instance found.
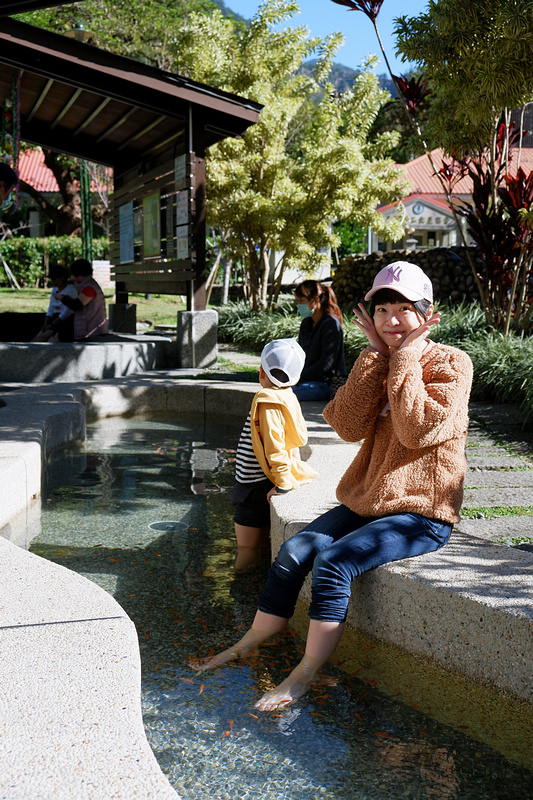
[297,303,314,318]
[0,193,12,211]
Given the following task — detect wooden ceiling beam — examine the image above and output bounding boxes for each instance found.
[50,88,83,129]
[26,77,53,122]
[95,107,137,144]
[73,96,111,136]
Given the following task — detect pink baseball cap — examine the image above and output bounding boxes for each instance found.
[364,261,433,303]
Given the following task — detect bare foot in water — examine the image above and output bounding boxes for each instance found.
[254,657,319,710]
[191,638,259,671]
[190,622,283,672]
[190,613,289,673]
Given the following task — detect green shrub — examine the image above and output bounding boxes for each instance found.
[218,301,300,351]
[462,333,533,421]
[0,236,109,287]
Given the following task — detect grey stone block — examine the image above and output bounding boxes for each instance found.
[466,455,532,469]
[0,339,170,383]
[0,537,179,800]
[165,382,207,418]
[177,310,217,368]
[464,470,533,488]
[109,302,137,334]
[455,516,533,542]
[205,382,256,422]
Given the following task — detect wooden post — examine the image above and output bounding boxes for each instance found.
[191,107,206,311]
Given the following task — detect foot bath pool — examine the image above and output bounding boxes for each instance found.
[31,415,533,800]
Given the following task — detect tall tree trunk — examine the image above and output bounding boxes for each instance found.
[246,245,263,311]
[222,258,232,305]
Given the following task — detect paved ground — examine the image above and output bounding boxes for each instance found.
[456,403,533,551]
[217,342,261,368]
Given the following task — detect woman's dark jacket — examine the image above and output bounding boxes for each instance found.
[298,313,346,383]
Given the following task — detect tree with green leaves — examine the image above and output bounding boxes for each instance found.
[16,150,110,237]
[394,0,533,333]
[17,0,218,69]
[332,219,367,261]
[394,0,533,158]
[167,0,407,309]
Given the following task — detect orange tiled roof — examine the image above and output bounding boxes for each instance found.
[16,147,111,193]
[18,147,59,192]
[398,147,533,197]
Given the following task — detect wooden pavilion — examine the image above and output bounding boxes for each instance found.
[0,4,262,313]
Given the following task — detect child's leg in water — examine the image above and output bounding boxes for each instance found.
[234,523,269,573]
[191,610,288,671]
[254,619,345,710]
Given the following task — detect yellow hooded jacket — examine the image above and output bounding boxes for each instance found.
[250,386,318,492]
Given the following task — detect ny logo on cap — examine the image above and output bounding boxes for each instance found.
[386,265,403,284]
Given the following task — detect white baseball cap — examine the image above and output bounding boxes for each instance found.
[261,338,305,387]
[364,261,433,303]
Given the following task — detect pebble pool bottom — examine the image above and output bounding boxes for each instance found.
[31,415,533,800]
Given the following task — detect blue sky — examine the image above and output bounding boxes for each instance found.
[226,0,429,73]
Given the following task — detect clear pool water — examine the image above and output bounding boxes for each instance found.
[33,416,533,800]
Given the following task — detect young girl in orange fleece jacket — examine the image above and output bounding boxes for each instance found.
[194,262,473,710]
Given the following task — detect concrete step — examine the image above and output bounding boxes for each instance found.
[462,487,533,507]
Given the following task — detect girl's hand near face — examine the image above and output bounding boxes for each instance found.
[352,303,389,357]
[398,312,441,352]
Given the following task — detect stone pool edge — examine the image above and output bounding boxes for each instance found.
[0,378,532,798]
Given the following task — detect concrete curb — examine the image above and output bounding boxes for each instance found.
[0,336,175,383]
[0,537,178,800]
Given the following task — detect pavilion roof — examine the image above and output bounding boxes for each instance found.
[0,17,262,170]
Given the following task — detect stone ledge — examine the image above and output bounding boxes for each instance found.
[0,537,177,800]
[0,335,176,384]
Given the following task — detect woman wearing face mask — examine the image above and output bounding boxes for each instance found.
[58,258,108,340]
[293,280,346,401]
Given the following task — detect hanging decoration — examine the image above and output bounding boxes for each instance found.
[0,70,21,208]
[80,160,94,262]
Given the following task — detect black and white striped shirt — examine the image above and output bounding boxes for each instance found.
[235,412,266,484]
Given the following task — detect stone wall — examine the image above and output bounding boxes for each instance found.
[332,246,480,307]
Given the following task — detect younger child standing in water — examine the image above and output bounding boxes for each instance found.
[230,338,317,573]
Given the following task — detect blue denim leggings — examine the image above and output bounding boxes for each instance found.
[258,504,452,623]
